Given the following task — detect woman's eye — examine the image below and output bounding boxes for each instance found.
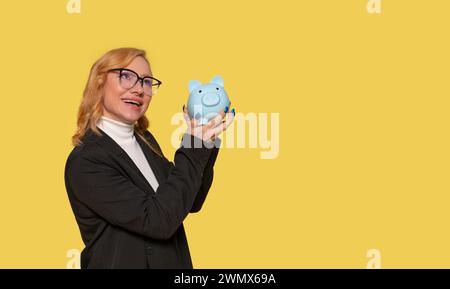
[143,79,152,86]
[121,72,131,80]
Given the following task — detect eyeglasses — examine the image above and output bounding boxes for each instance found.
[108,68,162,96]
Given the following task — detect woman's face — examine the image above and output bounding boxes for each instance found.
[102,56,152,124]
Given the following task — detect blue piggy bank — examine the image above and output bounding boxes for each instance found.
[187,75,231,125]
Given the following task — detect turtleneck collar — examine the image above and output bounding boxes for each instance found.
[96,116,135,144]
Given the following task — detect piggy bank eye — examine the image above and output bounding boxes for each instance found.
[198,90,202,93]
[216,87,219,90]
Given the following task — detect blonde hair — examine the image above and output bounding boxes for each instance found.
[72,47,162,157]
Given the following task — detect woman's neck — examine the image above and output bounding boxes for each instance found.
[97,116,135,141]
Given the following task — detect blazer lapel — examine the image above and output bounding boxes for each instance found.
[134,132,167,186]
[87,127,160,195]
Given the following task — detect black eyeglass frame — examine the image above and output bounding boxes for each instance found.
[108,68,162,95]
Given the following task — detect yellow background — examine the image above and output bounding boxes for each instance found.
[0,0,449,268]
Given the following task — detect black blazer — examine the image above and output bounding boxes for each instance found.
[64,127,220,269]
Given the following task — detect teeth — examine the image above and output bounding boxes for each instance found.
[123,99,141,106]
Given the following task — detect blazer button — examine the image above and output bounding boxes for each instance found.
[146,246,153,255]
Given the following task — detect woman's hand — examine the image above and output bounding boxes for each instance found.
[183,105,235,143]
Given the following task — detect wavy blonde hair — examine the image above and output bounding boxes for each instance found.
[72,47,162,157]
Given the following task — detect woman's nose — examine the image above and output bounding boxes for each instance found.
[131,80,145,94]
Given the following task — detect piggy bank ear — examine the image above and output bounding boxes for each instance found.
[210,75,224,87]
[189,80,202,93]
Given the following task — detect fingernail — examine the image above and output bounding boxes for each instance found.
[224,106,229,113]
[232,108,235,115]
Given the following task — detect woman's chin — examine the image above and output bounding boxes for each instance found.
[119,114,141,125]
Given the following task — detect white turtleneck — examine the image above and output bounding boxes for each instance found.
[96,116,159,192]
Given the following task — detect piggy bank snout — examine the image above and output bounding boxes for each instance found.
[201,92,220,107]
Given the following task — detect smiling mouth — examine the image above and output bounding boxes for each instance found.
[122,99,142,107]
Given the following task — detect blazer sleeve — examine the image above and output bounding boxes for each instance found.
[190,138,221,213]
[145,131,221,213]
[65,133,215,241]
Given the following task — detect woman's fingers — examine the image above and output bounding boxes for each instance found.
[204,111,235,140]
[204,109,226,129]
[218,111,235,132]
[182,104,189,119]
[200,110,225,140]
[183,105,235,141]
[183,104,199,129]
[183,107,191,123]
[192,117,199,128]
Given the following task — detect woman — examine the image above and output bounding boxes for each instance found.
[64,48,235,269]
